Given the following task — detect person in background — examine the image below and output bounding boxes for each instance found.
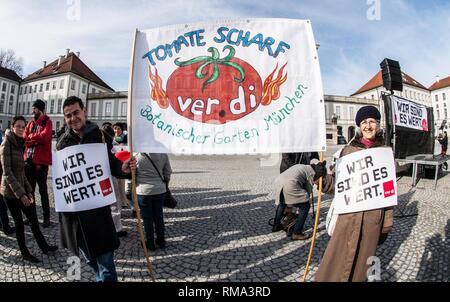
[0,116,57,263]
[23,99,53,228]
[101,124,128,238]
[113,122,127,146]
[272,163,325,240]
[313,105,394,282]
[280,152,320,174]
[0,129,15,236]
[135,152,172,251]
[438,131,448,170]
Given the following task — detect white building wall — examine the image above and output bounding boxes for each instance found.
[431,86,450,134]
[0,77,20,130]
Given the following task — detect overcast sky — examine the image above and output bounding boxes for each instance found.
[1,0,449,95]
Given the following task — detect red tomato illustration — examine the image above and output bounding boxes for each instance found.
[166,46,262,124]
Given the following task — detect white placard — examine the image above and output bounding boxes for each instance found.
[392,95,429,131]
[130,18,326,154]
[334,147,397,215]
[52,144,116,212]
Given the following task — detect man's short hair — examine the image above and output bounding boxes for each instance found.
[63,96,84,110]
[113,122,124,131]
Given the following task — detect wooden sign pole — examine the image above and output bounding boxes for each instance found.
[127,28,156,282]
[301,151,324,282]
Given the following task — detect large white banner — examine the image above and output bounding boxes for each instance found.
[392,95,429,131]
[334,148,397,215]
[52,144,116,212]
[130,19,326,154]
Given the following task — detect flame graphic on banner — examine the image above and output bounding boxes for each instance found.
[149,66,169,109]
[261,63,288,106]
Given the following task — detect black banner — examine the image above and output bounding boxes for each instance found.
[382,94,435,158]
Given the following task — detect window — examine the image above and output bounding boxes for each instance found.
[349,107,354,119]
[121,102,127,117]
[437,110,440,120]
[91,87,96,94]
[2,83,6,91]
[39,83,43,92]
[52,81,56,90]
[46,82,50,91]
[444,93,447,101]
[24,86,28,94]
[19,87,22,95]
[56,121,60,131]
[371,94,374,100]
[335,105,341,119]
[90,102,97,116]
[8,99,13,114]
[82,84,86,94]
[60,79,65,89]
[445,109,448,119]
[444,103,447,107]
[105,102,112,116]
[27,102,30,113]
[10,85,15,94]
[0,94,4,100]
[0,100,4,112]
[436,104,439,108]
[34,85,37,93]
[57,98,62,113]
[71,79,76,90]
[50,99,54,114]
[435,95,439,102]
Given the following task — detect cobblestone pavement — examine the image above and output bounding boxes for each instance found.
[1,145,449,282]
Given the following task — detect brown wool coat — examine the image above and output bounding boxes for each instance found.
[0,131,33,200]
[315,134,394,282]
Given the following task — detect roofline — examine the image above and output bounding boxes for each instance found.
[20,71,114,91]
[351,83,430,96]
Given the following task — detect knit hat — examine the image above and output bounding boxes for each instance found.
[355,105,381,126]
[32,99,46,112]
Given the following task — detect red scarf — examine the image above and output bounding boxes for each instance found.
[361,137,375,149]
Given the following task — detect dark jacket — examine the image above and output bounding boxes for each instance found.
[0,130,33,200]
[438,135,448,149]
[280,152,319,173]
[23,114,53,165]
[315,133,394,282]
[56,121,130,258]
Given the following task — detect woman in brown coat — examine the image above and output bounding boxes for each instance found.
[314,106,394,282]
[0,116,57,263]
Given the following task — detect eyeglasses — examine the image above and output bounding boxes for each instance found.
[360,120,379,127]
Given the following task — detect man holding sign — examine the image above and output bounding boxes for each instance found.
[56,96,136,282]
[313,106,395,282]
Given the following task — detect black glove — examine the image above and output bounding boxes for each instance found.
[311,160,327,180]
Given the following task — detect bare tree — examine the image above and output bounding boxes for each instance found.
[0,49,24,77]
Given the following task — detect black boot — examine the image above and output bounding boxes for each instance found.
[22,254,40,263]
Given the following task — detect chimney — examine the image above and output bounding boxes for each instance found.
[76,51,80,57]
[436,75,440,83]
[58,55,64,66]
[66,48,70,58]
[43,61,47,68]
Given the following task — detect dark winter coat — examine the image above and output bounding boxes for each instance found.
[438,135,448,150]
[56,121,130,258]
[280,152,319,173]
[315,133,394,282]
[0,130,33,200]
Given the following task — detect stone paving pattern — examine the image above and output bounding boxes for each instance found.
[1,145,449,282]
